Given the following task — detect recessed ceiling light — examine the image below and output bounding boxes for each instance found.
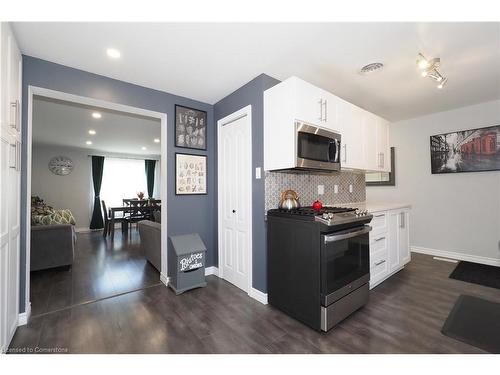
[88,130,96,135]
[106,48,121,59]
[92,112,101,119]
[141,146,147,150]
[154,138,160,143]
[359,62,384,75]
[86,141,93,145]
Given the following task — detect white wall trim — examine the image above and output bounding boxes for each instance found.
[205,266,219,276]
[411,246,500,267]
[249,288,268,305]
[160,273,169,286]
[217,105,253,295]
[25,86,168,321]
[18,303,31,326]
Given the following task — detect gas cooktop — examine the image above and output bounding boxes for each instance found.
[267,206,372,226]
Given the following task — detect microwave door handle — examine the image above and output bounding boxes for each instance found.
[335,140,340,162]
[324,225,372,244]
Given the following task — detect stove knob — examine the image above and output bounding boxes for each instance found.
[328,213,334,219]
[322,213,329,219]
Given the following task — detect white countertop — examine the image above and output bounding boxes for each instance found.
[335,202,412,213]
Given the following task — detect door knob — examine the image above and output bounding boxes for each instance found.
[232,209,236,213]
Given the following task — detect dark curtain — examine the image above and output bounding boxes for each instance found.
[145,159,156,198]
[89,156,105,229]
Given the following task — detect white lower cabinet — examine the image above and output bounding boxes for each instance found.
[369,208,410,289]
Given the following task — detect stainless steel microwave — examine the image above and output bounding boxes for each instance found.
[295,121,341,172]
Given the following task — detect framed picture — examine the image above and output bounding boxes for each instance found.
[175,153,207,195]
[175,105,207,150]
[430,124,500,174]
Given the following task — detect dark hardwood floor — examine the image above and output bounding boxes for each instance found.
[10,253,500,354]
[29,230,160,317]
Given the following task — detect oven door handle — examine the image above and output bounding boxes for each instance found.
[324,225,372,244]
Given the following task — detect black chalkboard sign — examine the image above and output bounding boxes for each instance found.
[175,105,207,150]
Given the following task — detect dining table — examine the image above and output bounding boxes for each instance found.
[109,204,161,239]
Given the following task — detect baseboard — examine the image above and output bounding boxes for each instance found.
[75,227,91,233]
[411,246,500,267]
[248,287,268,305]
[18,302,31,326]
[205,266,219,276]
[160,272,169,286]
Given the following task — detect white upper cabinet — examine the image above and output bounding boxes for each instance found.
[264,76,391,172]
[0,23,22,139]
[376,117,390,172]
[336,98,364,170]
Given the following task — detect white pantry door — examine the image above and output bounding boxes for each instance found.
[218,106,252,293]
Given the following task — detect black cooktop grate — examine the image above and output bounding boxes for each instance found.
[269,206,356,217]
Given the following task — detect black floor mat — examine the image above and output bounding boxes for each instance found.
[442,295,500,353]
[449,261,500,290]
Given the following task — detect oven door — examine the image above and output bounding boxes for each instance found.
[320,225,371,306]
[296,122,341,171]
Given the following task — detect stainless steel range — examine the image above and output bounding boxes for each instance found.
[267,206,372,332]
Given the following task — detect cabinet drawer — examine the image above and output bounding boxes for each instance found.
[370,232,387,251]
[370,212,387,232]
[370,247,389,287]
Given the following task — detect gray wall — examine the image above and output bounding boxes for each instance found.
[21,56,216,312]
[31,143,92,229]
[214,74,280,293]
[367,99,500,260]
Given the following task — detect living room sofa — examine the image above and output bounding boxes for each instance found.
[138,220,161,272]
[30,224,75,271]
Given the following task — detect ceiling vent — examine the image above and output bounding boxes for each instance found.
[359,62,384,75]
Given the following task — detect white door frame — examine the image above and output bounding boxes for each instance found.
[217,105,253,297]
[24,86,169,322]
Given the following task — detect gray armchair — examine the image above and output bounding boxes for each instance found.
[30,224,75,271]
[138,220,161,272]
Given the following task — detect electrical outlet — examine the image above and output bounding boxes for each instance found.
[255,167,261,179]
[334,185,338,194]
[349,184,353,193]
[318,185,324,195]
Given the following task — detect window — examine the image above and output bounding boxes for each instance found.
[100,158,148,209]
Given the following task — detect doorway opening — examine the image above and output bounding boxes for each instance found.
[24,87,168,319]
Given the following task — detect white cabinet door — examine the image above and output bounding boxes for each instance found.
[0,23,8,128]
[294,77,331,127]
[7,29,21,136]
[388,210,400,273]
[337,98,364,169]
[363,112,378,171]
[399,210,411,265]
[376,117,390,172]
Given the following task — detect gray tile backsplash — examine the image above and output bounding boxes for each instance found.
[265,171,366,211]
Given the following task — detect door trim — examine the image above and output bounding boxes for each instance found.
[24,86,169,320]
[217,105,253,295]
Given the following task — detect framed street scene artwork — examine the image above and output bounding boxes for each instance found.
[430,125,500,174]
[175,153,207,195]
[175,105,207,150]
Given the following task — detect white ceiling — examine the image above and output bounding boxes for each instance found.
[33,96,161,155]
[13,22,500,121]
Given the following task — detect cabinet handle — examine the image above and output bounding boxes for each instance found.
[374,236,385,242]
[375,259,386,266]
[381,153,384,168]
[323,100,327,122]
[10,101,19,130]
[9,143,17,169]
[343,144,347,163]
[400,212,405,229]
[318,99,323,121]
[374,214,384,218]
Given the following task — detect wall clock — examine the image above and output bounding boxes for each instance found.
[48,156,74,176]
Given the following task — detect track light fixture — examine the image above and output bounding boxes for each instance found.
[417,53,448,89]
